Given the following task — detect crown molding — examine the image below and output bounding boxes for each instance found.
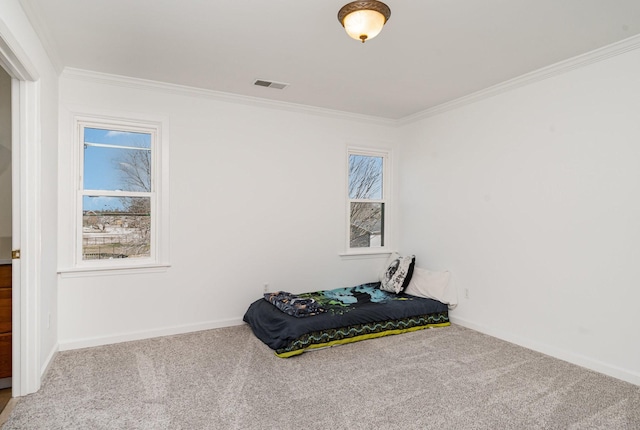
[61,68,397,127]
[399,33,640,125]
[18,0,64,74]
[58,32,640,127]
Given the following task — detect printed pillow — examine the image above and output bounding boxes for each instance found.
[379,253,416,294]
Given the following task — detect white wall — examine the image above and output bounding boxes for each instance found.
[0,0,59,389]
[398,47,640,384]
[0,68,10,260]
[57,75,397,348]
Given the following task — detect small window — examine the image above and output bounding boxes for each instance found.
[347,149,389,250]
[77,119,166,267]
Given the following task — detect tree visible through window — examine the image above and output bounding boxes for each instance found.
[348,151,386,248]
[81,126,154,260]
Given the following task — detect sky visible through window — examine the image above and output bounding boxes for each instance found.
[83,127,151,212]
[349,154,383,200]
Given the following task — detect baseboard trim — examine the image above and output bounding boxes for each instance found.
[58,318,245,351]
[449,315,640,387]
[40,343,59,380]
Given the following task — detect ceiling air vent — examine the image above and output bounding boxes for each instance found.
[253,79,289,90]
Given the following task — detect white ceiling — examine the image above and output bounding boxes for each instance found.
[19,0,640,119]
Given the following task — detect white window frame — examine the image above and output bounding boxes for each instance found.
[344,146,392,255]
[60,113,170,275]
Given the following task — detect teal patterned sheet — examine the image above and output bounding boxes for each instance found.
[244,282,449,356]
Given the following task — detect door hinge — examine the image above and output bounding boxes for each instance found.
[12,250,20,259]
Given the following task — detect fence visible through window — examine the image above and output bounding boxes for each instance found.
[82,212,150,259]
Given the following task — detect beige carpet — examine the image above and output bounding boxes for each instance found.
[3,324,640,429]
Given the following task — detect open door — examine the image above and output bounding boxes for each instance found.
[0,65,12,397]
[0,19,42,396]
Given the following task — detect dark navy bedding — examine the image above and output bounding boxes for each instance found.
[243,282,449,357]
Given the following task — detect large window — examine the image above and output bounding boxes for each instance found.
[76,118,166,268]
[347,148,389,250]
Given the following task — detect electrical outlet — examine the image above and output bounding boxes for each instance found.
[464,288,469,299]
[263,283,269,293]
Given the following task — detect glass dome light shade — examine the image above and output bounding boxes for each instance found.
[343,9,386,42]
[338,1,391,43]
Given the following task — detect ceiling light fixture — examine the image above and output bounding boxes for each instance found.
[338,1,391,43]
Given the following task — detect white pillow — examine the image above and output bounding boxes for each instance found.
[379,253,415,294]
[404,267,457,308]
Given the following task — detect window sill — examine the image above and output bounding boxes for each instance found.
[58,263,171,278]
[339,249,394,259]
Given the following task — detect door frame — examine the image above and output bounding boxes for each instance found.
[0,18,42,396]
